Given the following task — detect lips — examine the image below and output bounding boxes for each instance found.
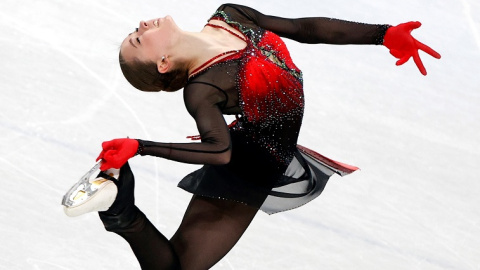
[153,19,159,27]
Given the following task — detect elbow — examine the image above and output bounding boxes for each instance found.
[202,136,232,165]
[214,148,231,165]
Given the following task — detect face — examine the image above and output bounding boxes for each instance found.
[120,16,179,65]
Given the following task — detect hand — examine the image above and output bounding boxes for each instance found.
[96,138,139,171]
[383,21,441,75]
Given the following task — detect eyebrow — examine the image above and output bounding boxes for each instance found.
[129,38,138,49]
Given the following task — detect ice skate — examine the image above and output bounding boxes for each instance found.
[62,162,119,217]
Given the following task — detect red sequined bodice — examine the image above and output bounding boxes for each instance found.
[199,11,305,165]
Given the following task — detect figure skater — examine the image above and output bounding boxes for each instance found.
[62,3,440,269]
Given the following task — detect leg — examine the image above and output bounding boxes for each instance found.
[171,195,258,270]
[111,210,181,270]
[99,163,181,270]
[99,163,257,269]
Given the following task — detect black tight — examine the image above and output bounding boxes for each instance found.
[116,211,180,269]
[113,195,258,270]
[171,196,258,269]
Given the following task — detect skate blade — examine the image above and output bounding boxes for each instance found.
[61,162,119,217]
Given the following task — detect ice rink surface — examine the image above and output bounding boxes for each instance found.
[1,0,479,269]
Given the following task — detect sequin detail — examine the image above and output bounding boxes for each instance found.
[208,10,305,166]
[188,23,248,79]
[374,24,392,45]
[189,49,240,79]
[210,11,303,81]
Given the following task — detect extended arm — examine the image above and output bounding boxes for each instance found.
[220,3,389,45]
[221,3,441,75]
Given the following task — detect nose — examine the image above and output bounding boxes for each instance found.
[138,20,149,33]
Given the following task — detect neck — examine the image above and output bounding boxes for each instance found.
[169,27,243,76]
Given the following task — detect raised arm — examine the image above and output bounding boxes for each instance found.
[220,3,441,75]
[221,3,389,45]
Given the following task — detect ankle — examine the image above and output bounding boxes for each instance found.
[99,204,142,232]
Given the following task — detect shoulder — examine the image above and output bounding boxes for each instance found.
[183,81,228,115]
[210,4,258,26]
[209,4,265,42]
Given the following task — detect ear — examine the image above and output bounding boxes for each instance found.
[157,56,170,74]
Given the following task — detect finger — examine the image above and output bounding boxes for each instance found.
[405,21,422,31]
[103,150,117,161]
[389,49,403,59]
[96,151,105,162]
[417,40,441,59]
[101,140,115,150]
[100,162,111,172]
[112,160,126,169]
[412,51,427,76]
[396,54,411,66]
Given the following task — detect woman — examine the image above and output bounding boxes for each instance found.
[63,3,440,269]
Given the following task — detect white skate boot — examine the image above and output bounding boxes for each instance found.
[61,162,119,217]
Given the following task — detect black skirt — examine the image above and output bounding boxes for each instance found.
[178,143,359,215]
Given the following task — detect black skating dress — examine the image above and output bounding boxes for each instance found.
[138,4,389,214]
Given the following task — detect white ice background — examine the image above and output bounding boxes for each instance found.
[1,0,479,269]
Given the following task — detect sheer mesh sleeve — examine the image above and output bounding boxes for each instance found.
[137,83,232,165]
[218,3,390,45]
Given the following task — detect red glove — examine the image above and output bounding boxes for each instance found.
[383,22,441,75]
[96,138,139,171]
